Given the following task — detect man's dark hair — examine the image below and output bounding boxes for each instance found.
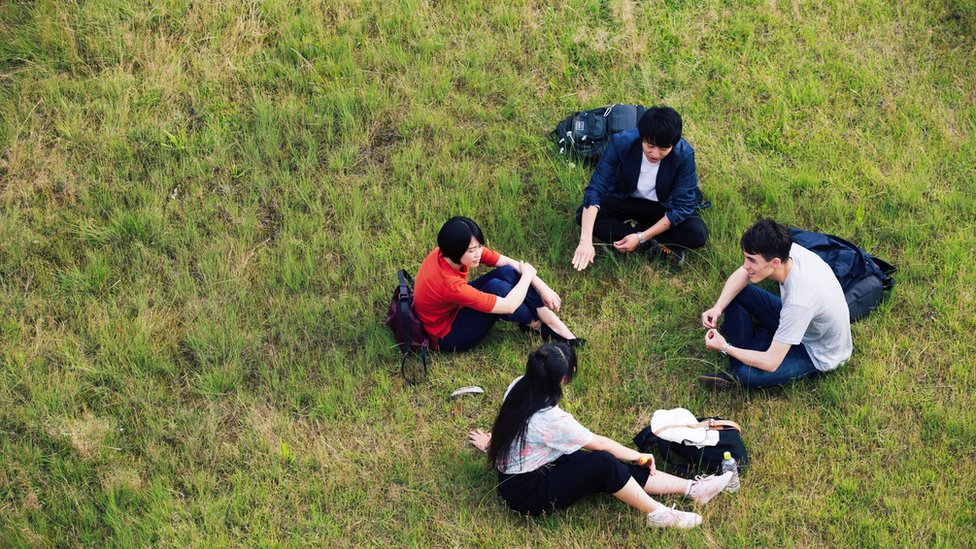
[740,218,793,262]
[637,106,682,148]
[437,216,486,263]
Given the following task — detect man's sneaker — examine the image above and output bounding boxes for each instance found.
[687,472,733,505]
[644,240,686,267]
[698,371,737,390]
[647,505,702,529]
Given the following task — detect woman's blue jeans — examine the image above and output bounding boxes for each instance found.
[438,266,542,352]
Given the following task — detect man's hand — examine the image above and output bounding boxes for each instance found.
[613,233,641,253]
[705,329,727,353]
[468,429,491,453]
[701,306,723,329]
[539,286,561,312]
[572,241,596,271]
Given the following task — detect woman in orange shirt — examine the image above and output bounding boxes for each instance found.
[414,217,582,352]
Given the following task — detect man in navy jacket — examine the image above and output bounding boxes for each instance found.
[572,106,709,271]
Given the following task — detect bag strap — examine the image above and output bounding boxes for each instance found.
[400,344,429,384]
[652,418,742,436]
[397,270,413,353]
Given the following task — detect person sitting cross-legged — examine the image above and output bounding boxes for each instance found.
[699,218,852,389]
[469,343,732,528]
[572,106,709,270]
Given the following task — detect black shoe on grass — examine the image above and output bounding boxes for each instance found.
[698,371,737,390]
[645,240,686,267]
[539,325,586,348]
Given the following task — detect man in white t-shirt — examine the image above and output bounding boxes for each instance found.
[698,219,852,389]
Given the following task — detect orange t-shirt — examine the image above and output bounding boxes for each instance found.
[413,246,501,341]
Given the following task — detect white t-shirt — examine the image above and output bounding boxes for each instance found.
[630,154,660,202]
[499,376,594,474]
[773,243,853,371]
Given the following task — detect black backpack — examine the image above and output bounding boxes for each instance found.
[633,417,749,477]
[789,229,897,322]
[384,270,429,384]
[550,104,648,164]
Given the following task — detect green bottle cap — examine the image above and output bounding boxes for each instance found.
[723,451,732,460]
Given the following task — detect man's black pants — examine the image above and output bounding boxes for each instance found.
[576,196,709,250]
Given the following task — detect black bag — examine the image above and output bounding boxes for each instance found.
[549,104,648,164]
[634,417,748,477]
[789,229,897,322]
[384,270,429,384]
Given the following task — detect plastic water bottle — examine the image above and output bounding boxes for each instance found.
[720,451,741,493]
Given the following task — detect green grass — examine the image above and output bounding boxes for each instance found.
[2,0,975,545]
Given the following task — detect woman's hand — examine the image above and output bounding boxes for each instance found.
[468,429,491,453]
[539,285,561,312]
[637,453,657,475]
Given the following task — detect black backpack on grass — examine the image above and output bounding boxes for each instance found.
[633,417,749,477]
[550,104,648,164]
[790,229,897,322]
[384,270,429,384]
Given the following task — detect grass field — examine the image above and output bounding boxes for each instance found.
[1,0,975,546]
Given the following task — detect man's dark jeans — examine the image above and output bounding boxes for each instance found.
[722,285,820,388]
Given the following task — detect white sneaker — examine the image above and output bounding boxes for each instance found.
[687,472,734,505]
[647,505,703,529]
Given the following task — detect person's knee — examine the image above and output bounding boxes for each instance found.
[685,218,709,249]
[587,450,621,472]
[574,205,584,226]
[492,265,521,284]
[481,278,514,297]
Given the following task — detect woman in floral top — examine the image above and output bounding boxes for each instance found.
[469,343,732,529]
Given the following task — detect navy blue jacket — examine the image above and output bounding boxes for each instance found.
[582,129,701,226]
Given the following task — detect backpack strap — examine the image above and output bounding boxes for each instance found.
[652,419,742,436]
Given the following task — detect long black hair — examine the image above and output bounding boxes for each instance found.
[487,343,578,470]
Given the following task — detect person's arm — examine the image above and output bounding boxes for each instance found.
[488,262,537,314]
[585,435,656,473]
[574,138,622,271]
[572,206,599,271]
[495,254,560,311]
[701,267,750,328]
[662,146,699,227]
[705,330,791,372]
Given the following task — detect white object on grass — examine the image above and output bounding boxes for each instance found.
[450,386,485,398]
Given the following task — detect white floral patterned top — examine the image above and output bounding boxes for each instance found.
[499,376,594,474]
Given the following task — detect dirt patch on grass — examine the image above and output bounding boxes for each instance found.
[101,466,143,492]
[47,412,113,460]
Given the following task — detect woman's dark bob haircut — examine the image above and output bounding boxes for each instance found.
[437,216,486,263]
